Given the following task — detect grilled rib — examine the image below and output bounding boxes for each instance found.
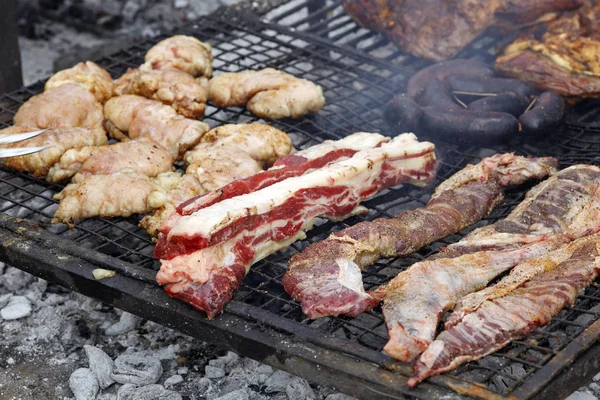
[382,164,600,363]
[282,154,557,319]
[409,234,600,386]
[155,133,437,318]
[159,132,390,235]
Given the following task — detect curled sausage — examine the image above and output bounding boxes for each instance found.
[384,93,424,131]
[406,59,493,99]
[420,107,519,144]
[417,79,461,111]
[519,91,565,137]
[467,92,527,117]
[446,75,537,101]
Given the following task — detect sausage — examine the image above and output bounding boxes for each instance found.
[417,79,461,111]
[446,75,537,100]
[420,107,519,144]
[467,92,527,117]
[384,94,424,131]
[519,91,565,137]
[406,59,494,99]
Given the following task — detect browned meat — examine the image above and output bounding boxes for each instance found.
[496,1,600,98]
[45,61,115,103]
[409,234,600,386]
[342,0,582,61]
[282,154,557,319]
[13,83,105,137]
[115,68,208,119]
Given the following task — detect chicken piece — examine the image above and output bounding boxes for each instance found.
[141,35,213,78]
[496,1,600,98]
[103,95,210,159]
[140,147,263,236]
[342,0,582,61]
[44,61,115,103]
[185,123,294,167]
[208,68,325,119]
[115,68,208,119]
[46,140,174,183]
[52,170,176,225]
[0,126,107,178]
[13,84,105,137]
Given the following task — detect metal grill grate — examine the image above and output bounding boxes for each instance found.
[2,2,600,399]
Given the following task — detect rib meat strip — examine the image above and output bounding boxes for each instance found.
[155,133,437,318]
[159,132,390,235]
[283,154,557,319]
[409,234,600,387]
[382,164,600,363]
[154,134,410,258]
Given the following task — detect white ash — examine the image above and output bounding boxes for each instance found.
[104,312,140,336]
[84,345,115,389]
[164,374,184,387]
[1,295,32,320]
[69,368,100,400]
[111,353,164,385]
[117,383,182,400]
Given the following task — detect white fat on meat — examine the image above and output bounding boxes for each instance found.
[158,219,315,287]
[166,133,434,242]
[336,259,368,295]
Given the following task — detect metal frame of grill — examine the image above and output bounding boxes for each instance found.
[2,1,600,399]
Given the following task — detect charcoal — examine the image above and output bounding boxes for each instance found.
[506,363,527,379]
[549,331,569,349]
[325,394,357,400]
[264,370,293,393]
[219,351,239,366]
[84,345,115,389]
[24,279,48,303]
[1,267,34,292]
[164,374,183,386]
[477,355,509,370]
[117,384,182,400]
[105,312,140,336]
[1,295,32,320]
[0,294,13,309]
[214,388,251,400]
[111,354,163,385]
[565,391,597,400]
[218,376,248,396]
[205,365,225,379]
[286,377,316,400]
[69,368,99,400]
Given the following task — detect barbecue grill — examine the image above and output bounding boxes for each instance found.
[2,1,600,399]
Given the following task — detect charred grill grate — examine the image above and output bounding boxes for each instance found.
[2,2,600,399]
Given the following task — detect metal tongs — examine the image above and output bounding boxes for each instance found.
[0,129,49,158]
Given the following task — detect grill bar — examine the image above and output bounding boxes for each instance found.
[1,1,600,399]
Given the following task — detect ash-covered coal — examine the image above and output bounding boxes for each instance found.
[0,263,357,399]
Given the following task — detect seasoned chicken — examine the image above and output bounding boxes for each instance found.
[140,147,264,236]
[141,35,213,78]
[44,61,115,103]
[52,170,176,225]
[46,140,173,183]
[342,0,582,61]
[0,126,107,178]
[208,68,325,119]
[115,68,208,119]
[496,0,600,98]
[103,95,210,159]
[185,123,294,167]
[13,84,105,137]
